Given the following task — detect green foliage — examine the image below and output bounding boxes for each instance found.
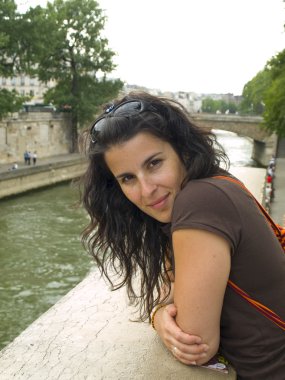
[0,0,123,150]
[0,89,28,119]
[240,47,285,136]
[201,97,237,114]
[23,0,123,151]
[240,69,272,115]
[266,49,285,80]
[263,51,285,136]
[0,0,18,76]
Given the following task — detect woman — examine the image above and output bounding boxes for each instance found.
[80,92,285,379]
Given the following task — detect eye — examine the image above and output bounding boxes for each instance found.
[120,174,135,184]
[149,158,162,169]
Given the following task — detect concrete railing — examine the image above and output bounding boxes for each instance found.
[0,270,236,379]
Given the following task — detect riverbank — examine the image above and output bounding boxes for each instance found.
[0,153,87,199]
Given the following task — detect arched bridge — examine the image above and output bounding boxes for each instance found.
[189,113,276,167]
[190,113,269,141]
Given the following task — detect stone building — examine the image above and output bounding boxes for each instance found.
[0,75,55,103]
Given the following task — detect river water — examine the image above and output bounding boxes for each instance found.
[0,131,257,350]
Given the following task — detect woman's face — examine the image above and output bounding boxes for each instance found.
[104,132,187,223]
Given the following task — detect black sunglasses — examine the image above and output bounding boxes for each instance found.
[90,100,157,143]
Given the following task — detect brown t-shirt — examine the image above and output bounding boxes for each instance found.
[170,177,285,379]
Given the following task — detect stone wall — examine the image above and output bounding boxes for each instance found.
[0,270,236,380]
[0,156,87,199]
[0,112,72,164]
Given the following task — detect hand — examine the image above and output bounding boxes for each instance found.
[153,303,209,365]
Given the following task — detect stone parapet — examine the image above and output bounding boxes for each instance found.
[0,157,87,199]
[0,270,236,380]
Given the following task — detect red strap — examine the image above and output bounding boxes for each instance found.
[228,280,285,331]
[215,176,285,330]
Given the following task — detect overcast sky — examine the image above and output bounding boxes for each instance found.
[17,0,285,95]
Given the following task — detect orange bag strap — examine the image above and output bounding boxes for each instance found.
[215,175,285,330]
[227,280,285,331]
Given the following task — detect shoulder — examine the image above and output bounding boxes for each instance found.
[171,177,246,251]
[174,176,246,210]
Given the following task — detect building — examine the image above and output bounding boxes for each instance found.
[0,75,55,104]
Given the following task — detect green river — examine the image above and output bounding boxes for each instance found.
[0,182,94,350]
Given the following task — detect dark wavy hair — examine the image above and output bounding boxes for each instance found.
[80,91,229,321]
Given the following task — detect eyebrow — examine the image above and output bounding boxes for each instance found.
[115,152,163,180]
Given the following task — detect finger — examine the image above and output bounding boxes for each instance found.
[171,346,198,366]
[176,342,209,355]
[173,331,204,345]
[165,304,177,317]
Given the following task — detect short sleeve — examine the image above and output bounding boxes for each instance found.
[171,179,242,254]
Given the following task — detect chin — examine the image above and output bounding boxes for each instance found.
[154,214,171,223]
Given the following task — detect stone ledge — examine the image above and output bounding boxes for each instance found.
[0,270,236,380]
[0,159,87,199]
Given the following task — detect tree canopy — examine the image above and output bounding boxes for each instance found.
[239,69,272,115]
[240,42,285,136]
[0,0,29,116]
[24,0,123,151]
[0,0,123,151]
[262,50,285,136]
[201,97,238,114]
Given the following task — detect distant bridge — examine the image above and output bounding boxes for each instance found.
[189,113,276,166]
[190,113,269,141]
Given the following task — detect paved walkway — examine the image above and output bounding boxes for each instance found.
[270,138,285,226]
[0,153,84,175]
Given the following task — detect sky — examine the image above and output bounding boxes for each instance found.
[17,0,285,95]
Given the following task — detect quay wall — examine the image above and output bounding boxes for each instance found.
[0,112,72,164]
[0,156,87,199]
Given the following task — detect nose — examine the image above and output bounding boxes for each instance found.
[139,177,157,197]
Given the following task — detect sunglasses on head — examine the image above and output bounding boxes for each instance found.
[90,99,157,143]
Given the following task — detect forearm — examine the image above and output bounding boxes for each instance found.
[160,281,174,304]
[173,229,231,365]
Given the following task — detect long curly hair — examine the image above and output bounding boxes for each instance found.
[80,91,229,321]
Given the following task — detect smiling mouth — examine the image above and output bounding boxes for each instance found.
[149,194,169,209]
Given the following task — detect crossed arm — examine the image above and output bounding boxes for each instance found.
[153,228,231,365]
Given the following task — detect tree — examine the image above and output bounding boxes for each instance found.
[202,97,237,114]
[263,50,285,136]
[239,69,272,115]
[0,0,29,118]
[25,0,123,152]
[202,97,217,113]
[0,89,27,119]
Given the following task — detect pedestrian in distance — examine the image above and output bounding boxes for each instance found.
[80,92,285,379]
[27,151,31,165]
[32,151,37,165]
[24,150,29,165]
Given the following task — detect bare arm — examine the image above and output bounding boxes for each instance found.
[152,255,209,365]
[173,228,231,365]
